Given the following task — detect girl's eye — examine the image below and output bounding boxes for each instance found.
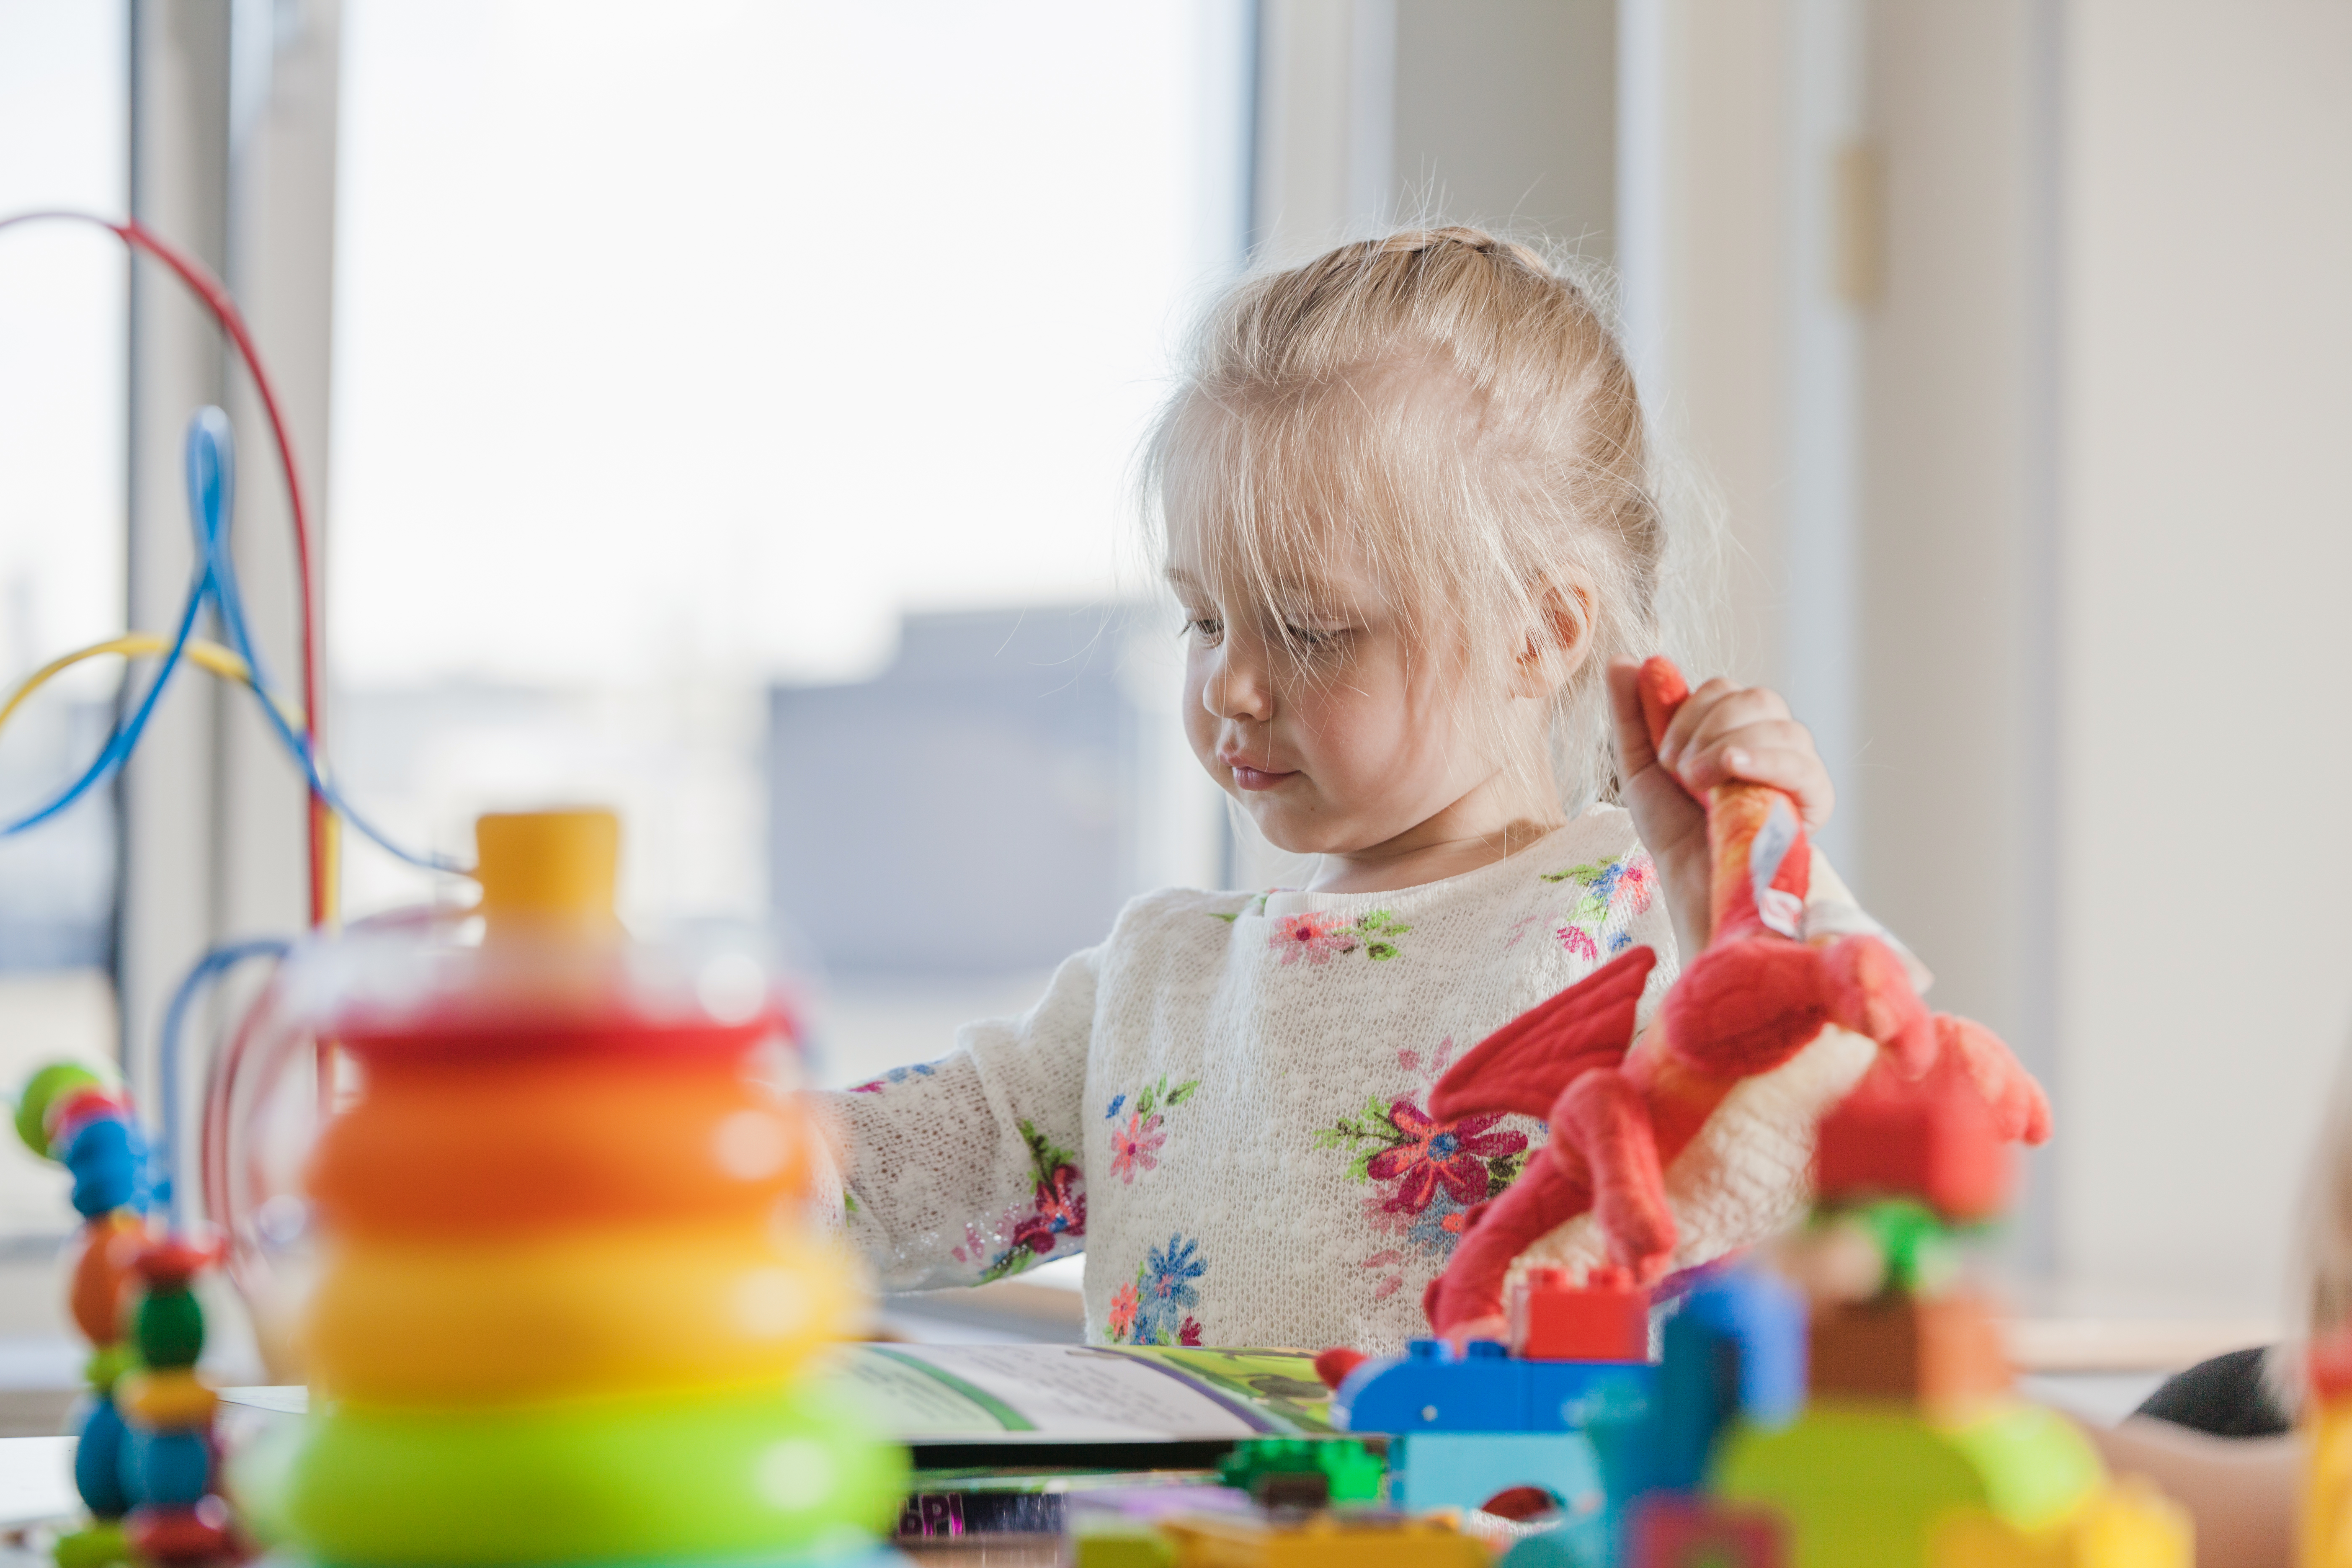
[1183,614,1224,645]
[1282,623,1340,652]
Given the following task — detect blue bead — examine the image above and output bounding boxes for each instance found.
[72,1396,130,1517]
[1406,1338,1447,1361]
[1465,1339,1509,1359]
[65,1119,142,1218]
[124,1429,209,1508]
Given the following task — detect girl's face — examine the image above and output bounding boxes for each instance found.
[1167,518,1540,864]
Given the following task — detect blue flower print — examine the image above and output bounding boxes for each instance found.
[1109,1234,1208,1346]
[849,1062,939,1094]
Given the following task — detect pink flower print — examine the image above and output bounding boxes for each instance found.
[1178,1316,1204,1346]
[1557,923,1599,961]
[1110,1109,1167,1183]
[1271,910,1358,965]
[1504,911,1547,950]
[1362,1099,1529,1215]
[1108,1282,1140,1339]
[1615,853,1656,916]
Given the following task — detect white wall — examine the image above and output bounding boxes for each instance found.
[2054,0,2352,1317]
[1265,0,2352,1324]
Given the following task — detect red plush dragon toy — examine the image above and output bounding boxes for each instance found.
[1419,657,2051,1341]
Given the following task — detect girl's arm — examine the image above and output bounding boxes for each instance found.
[810,945,1099,1294]
[2075,1416,2299,1568]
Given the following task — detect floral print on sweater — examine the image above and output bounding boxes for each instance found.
[1104,1074,1200,1184]
[1542,851,1657,961]
[951,1119,1085,1283]
[1269,908,1412,964]
[823,806,1883,1354]
[1108,1234,1208,1346]
[1314,1037,1532,1302]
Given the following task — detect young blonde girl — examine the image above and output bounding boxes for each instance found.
[820,225,1901,1354]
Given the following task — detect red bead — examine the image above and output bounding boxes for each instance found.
[132,1235,224,1291]
[123,1498,235,1564]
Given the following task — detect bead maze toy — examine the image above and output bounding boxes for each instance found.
[13,1066,242,1567]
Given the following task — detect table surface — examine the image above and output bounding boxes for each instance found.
[0,1436,1066,1565]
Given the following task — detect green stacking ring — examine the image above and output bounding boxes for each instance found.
[258,1381,905,1566]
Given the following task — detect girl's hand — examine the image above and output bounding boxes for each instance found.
[1605,660,1836,957]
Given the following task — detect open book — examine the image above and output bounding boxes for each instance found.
[221,1343,1339,1446]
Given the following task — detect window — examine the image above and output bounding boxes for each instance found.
[331,3,1251,1085]
[0,0,126,1235]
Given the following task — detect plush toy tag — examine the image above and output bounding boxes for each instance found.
[1748,797,1805,938]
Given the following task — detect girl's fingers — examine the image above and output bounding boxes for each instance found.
[1652,676,1738,770]
[1675,739,1837,828]
[1605,660,1658,774]
[1663,687,1795,766]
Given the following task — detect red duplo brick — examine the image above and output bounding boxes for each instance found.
[1509,1266,1650,1362]
[1814,1051,2010,1221]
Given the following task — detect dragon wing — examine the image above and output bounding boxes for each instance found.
[1430,946,1656,1122]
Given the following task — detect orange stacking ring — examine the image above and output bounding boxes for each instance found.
[303,1219,851,1405]
[306,1058,813,1237]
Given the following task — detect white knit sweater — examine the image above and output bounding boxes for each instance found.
[820,804,1910,1355]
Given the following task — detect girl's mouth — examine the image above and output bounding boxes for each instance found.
[1230,765,1297,791]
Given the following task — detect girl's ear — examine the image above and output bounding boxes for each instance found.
[1510,581,1593,699]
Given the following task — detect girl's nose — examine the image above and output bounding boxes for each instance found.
[1203,644,1272,722]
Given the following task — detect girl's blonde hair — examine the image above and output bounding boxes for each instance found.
[1142,224,1692,813]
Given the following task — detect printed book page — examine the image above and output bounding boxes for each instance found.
[220,1345,1339,1444]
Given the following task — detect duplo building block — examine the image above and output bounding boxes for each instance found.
[1628,1493,1786,1567]
[1335,1338,1656,1435]
[1513,1266,1651,1362]
[1716,1401,2104,1568]
[1216,1437,1383,1505]
[1808,1293,2009,1408]
[1389,1430,1606,1516]
[1930,1476,2191,1568]
[2307,1329,2352,1568]
[1815,1052,2009,1221]
[1640,1268,1810,1494]
[1157,1509,1488,1568]
[1071,1514,1179,1568]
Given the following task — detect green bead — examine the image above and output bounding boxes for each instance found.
[134,1287,204,1369]
[83,1344,135,1393]
[15,1062,103,1159]
[52,1521,129,1568]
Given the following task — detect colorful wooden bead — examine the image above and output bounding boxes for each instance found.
[124,1428,210,1508]
[132,1287,204,1370]
[15,1062,102,1157]
[69,1214,151,1346]
[63,1117,144,1218]
[116,1368,217,1429]
[72,1395,130,1518]
[123,1498,234,1565]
